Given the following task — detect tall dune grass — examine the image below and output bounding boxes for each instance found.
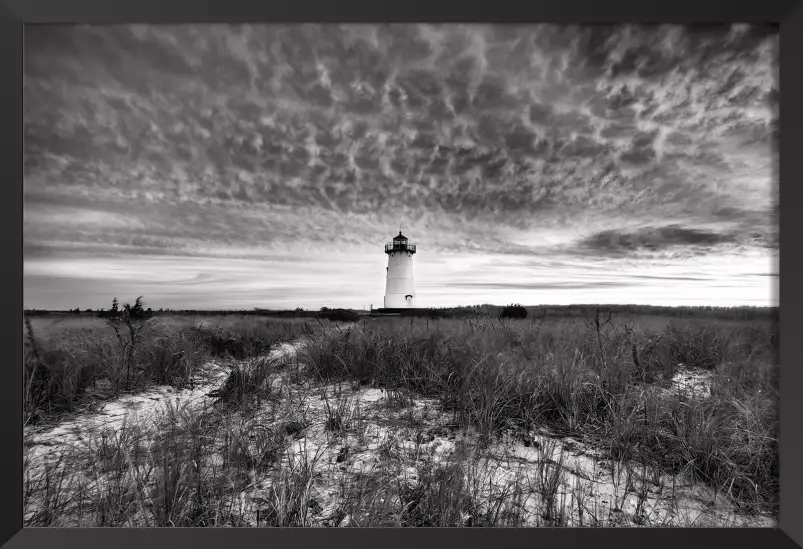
[23,306,777,526]
[299,314,778,515]
[23,307,321,425]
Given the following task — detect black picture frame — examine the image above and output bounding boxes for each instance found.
[5,1,799,548]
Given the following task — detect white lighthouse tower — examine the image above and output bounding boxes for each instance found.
[384,229,417,308]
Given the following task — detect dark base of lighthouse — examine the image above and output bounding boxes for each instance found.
[367,307,477,319]
[372,307,433,317]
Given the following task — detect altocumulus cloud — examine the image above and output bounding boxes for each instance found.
[23,23,778,309]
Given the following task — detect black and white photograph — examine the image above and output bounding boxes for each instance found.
[23,23,778,527]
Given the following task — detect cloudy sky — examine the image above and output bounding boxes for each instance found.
[23,24,778,311]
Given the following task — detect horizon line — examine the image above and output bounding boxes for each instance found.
[23,303,780,312]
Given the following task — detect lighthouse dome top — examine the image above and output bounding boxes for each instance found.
[385,231,416,254]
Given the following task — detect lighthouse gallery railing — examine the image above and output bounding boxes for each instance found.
[385,242,416,253]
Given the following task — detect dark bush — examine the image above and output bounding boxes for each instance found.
[317,309,360,323]
[500,303,528,319]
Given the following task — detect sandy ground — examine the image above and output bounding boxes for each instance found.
[23,343,298,487]
[669,365,714,400]
[23,339,774,528]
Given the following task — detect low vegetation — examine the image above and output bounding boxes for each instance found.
[23,297,319,426]
[317,308,362,323]
[23,301,778,527]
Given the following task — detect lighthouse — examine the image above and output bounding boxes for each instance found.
[384,230,417,308]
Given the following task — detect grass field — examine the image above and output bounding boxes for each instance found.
[23,304,778,527]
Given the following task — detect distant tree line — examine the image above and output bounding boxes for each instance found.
[370,303,778,322]
[23,301,778,323]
